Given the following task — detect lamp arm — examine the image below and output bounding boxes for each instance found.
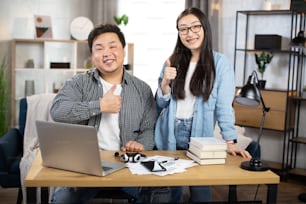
[252,85,270,159]
[256,109,267,150]
[260,94,270,113]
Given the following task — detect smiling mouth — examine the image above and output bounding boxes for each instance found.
[186,38,198,43]
[103,59,115,65]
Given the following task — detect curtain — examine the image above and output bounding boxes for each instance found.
[185,0,208,14]
[90,0,118,26]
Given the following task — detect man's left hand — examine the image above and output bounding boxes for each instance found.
[121,141,144,152]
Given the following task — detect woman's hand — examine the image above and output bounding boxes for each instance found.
[227,143,252,159]
[161,59,177,95]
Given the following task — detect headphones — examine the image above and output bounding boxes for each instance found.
[114,152,146,163]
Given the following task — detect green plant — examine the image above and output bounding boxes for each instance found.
[0,56,9,136]
[113,14,129,26]
[255,51,273,80]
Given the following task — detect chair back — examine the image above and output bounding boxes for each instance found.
[19,98,27,137]
[0,128,22,174]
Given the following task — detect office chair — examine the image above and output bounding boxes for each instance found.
[0,98,27,204]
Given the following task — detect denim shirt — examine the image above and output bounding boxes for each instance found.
[155,51,237,150]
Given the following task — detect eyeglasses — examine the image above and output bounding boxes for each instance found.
[178,25,202,35]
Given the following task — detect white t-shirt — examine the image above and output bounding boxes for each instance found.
[97,77,122,150]
[176,62,196,119]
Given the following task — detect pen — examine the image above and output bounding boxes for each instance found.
[161,157,179,163]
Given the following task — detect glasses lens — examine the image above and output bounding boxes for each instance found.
[191,25,202,33]
[178,25,202,35]
[178,27,188,35]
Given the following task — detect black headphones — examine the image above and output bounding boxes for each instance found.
[114,152,146,163]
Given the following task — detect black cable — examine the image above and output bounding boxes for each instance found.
[254,184,260,201]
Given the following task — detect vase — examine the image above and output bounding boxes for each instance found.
[25,80,35,96]
[257,80,266,89]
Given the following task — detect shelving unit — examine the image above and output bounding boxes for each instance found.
[281,12,305,178]
[9,39,134,127]
[232,10,305,177]
[287,45,306,177]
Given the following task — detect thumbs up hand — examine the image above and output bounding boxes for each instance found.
[161,59,177,95]
[100,85,122,113]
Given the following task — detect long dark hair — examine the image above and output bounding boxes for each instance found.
[170,7,215,101]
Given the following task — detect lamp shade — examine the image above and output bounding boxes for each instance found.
[235,83,260,106]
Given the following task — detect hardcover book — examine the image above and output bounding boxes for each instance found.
[189,137,227,151]
[186,151,226,165]
[188,143,227,159]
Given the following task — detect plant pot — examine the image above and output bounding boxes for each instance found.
[257,80,266,89]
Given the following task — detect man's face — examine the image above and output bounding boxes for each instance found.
[91,32,125,76]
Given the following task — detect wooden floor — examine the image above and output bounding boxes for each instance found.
[1,178,306,204]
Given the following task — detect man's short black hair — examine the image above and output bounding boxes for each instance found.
[88,24,126,53]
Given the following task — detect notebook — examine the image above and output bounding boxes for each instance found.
[35,120,126,176]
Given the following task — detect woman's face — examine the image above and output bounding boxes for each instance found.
[177,14,204,53]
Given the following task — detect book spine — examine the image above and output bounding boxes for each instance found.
[189,141,227,151]
[186,151,226,165]
[188,144,227,159]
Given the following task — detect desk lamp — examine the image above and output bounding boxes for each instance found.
[235,71,270,171]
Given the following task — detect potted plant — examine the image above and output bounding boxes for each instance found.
[303,86,306,98]
[255,51,273,89]
[113,14,129,26]
[114,14,130,71]
[0,56,10,136]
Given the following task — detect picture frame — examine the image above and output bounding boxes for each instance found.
[34,15,53,39]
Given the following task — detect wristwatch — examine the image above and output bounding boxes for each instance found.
[226,139,237,144]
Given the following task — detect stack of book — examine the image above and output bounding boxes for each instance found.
[186,137,227,165]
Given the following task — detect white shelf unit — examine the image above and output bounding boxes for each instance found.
[10,38,134,127]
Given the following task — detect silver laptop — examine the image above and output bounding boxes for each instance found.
[35,120,126,176]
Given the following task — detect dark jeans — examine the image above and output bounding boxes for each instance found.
[51,187,140,204]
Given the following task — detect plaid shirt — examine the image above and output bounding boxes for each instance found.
[50,68,157,150]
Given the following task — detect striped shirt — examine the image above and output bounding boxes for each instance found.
[50,68,157,150]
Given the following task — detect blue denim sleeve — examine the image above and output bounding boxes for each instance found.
[214,53,237,141]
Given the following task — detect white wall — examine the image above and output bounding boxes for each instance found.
[0,0,92,40]
[219,0,293,89]
[117,0,185,92]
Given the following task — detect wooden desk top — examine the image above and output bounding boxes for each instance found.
[25,151,279,187]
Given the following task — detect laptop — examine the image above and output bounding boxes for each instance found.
[35,120,126,176]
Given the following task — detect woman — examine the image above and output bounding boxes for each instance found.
[155,7,251,203]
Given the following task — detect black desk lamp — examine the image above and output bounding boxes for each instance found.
[235,71,270,171]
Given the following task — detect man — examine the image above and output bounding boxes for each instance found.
[50,24,157,203]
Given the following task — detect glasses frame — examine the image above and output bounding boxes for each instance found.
[178,24,202,35]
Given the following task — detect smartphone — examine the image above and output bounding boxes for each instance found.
[141,161,166,172]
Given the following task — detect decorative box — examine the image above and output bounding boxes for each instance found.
[254,34,282,50]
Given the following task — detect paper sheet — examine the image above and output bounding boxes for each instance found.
[126,155,198,176]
